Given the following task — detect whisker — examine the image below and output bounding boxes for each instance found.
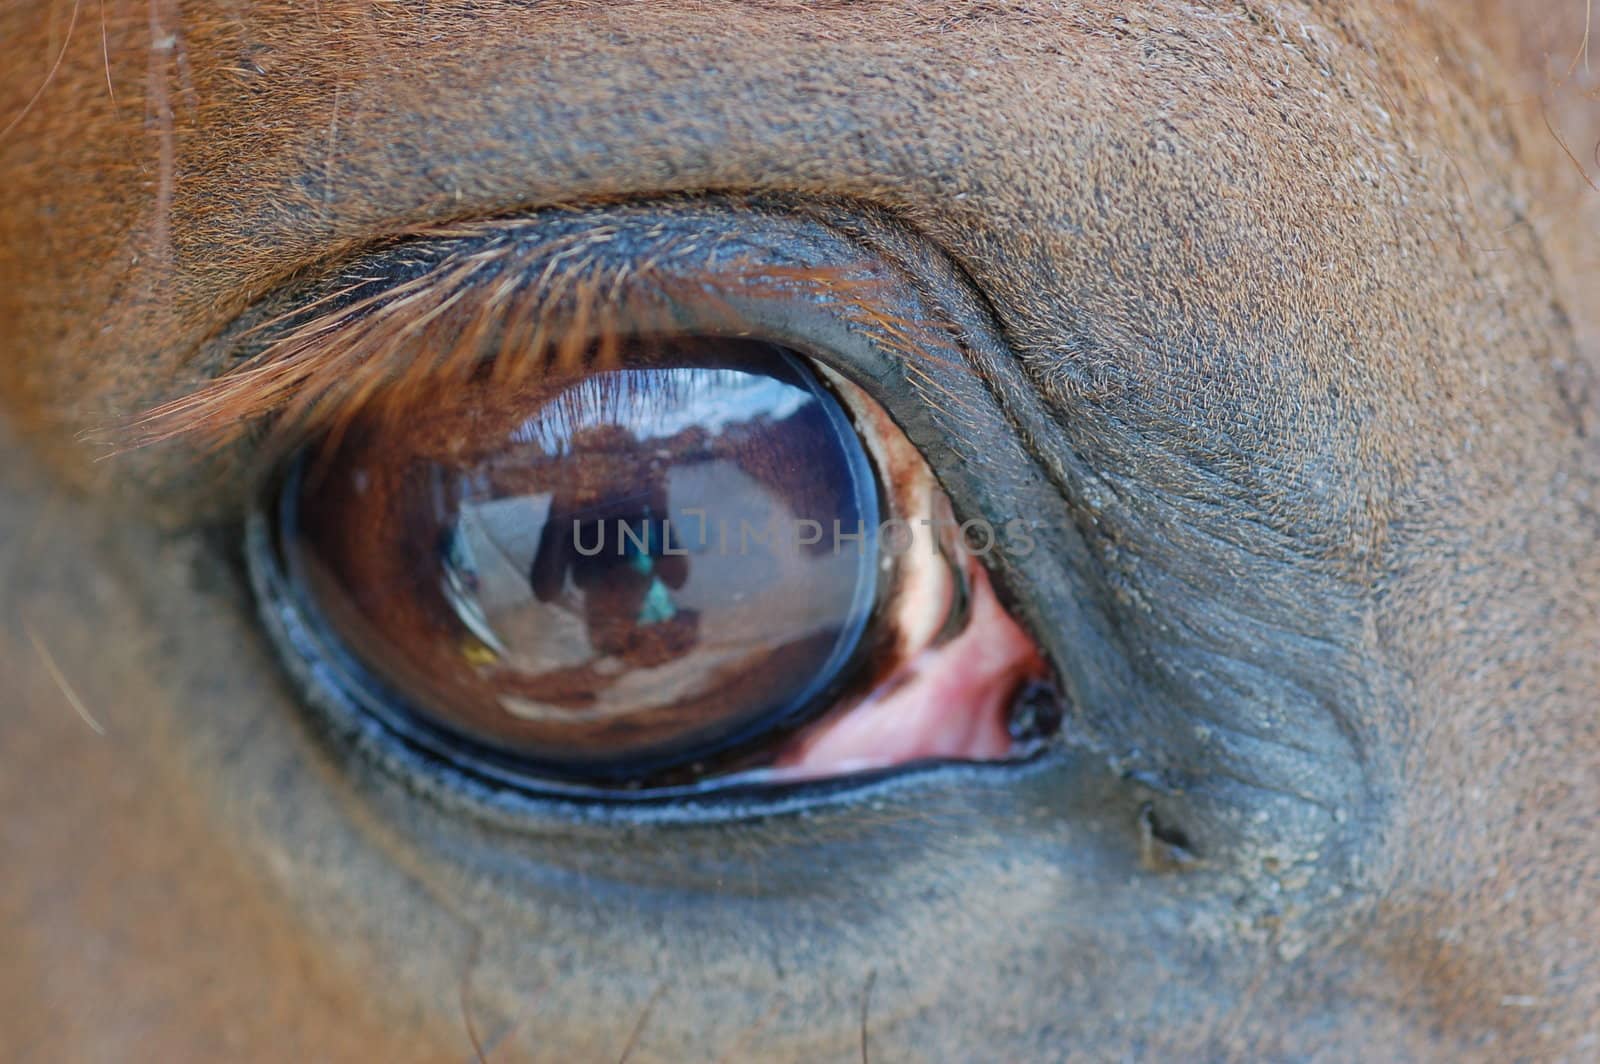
[859,969,876,1064]
[616,979,667,1064]
[0,0,81,145]
[22,618,107,737]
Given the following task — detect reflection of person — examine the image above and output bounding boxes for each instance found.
[526,425,700,670]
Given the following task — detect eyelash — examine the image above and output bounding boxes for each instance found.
[112,211,953,469]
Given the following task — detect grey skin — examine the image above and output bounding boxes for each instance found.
[4,2,1598,1060]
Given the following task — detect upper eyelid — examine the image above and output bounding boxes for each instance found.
[108,209,941,465]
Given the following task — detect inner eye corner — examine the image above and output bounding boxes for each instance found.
[232,215,1060,804]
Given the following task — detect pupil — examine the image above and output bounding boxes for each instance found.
[288,339,882,778]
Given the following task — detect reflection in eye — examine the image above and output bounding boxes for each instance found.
[283,338,890,779]
[129,211,1061,795]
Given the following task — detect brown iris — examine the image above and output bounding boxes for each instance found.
[280,338,882,778]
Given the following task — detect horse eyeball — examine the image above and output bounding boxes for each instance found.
[280,338,889,780]
[264,332,1058,792]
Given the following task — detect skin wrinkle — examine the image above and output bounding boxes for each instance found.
[1,0,1598,1059]
[803,195,1379,835]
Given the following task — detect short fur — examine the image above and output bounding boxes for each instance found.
[1,2,1598,1060]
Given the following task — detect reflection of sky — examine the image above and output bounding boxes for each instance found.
[510,368,810,454]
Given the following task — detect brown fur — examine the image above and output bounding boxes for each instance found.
[2,2,1598,1060]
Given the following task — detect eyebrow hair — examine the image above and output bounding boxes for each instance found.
[109,215,957,463]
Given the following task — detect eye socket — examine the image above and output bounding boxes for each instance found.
[183,201,1065,803]
[278,336,890,781]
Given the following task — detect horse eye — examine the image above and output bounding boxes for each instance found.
[266,335,978,787]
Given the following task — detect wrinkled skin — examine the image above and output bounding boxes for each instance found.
[3,2,1599,1060]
